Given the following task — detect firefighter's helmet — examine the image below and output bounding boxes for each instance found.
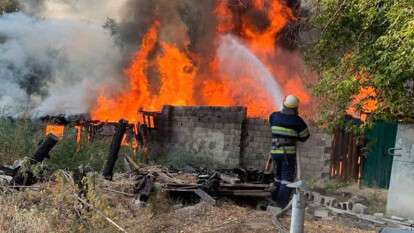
[283,95,299,109]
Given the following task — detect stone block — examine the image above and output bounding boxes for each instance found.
[314,208,330,218]
[351,203,368,214]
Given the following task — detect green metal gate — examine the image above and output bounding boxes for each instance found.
[362,121,397,188]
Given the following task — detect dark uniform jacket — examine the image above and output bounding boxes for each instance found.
[269,111,310,159]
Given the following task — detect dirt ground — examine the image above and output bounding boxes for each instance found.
[0,171,379,233]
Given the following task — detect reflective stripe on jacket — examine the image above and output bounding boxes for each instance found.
[269,111,310,157]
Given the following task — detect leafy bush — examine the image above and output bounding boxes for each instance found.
[306,0,414,127]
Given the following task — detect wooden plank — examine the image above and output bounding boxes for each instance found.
[219,173,240,184]
[219,183,270,189]
[345,131,353,179]
[124,154,140,171]
[217,189,271,197]
[165,183,199,188]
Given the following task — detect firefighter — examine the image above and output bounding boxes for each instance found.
[269,95,310,208]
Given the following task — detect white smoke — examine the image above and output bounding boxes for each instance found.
[0,1,126,117]
[19,0,128,23]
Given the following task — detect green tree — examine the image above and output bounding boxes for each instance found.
[306,0,414,128]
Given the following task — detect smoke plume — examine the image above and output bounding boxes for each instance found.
[0,0,315,119]
[0,0,125,117]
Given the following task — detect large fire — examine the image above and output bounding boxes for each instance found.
[91,0,311,123]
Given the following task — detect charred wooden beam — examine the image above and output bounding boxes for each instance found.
[0,165,18,177]
[102,119,128,180]
[10,134,59,186]
[31,134,59,164]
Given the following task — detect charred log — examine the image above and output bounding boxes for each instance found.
[31,134,59,164]
[10,134,59,186]
[0,165,18,177]
[102,119,128,180]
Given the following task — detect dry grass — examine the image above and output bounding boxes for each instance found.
[337,183,388,214]
[308,178,388,214]
[0,171,377,233]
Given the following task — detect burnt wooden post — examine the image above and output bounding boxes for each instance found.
[11,134,59,186]
[31,134,59,164]
[102,119,128,180]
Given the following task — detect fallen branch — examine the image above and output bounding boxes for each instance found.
[6,185,42,189]
[123,154,140,171]
[101,187,135,197]
[74,194,129,233]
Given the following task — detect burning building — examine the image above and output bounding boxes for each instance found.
[89,0,313,123]
[2,0,332,178]
[0,0,315,122]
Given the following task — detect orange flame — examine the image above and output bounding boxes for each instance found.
[347,86,377,121]
[242,0,294,55]
[45,124,64,138]
[91,21,159,123]
[91,1,312,122]
[75,125,82,144]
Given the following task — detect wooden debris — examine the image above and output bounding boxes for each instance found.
[219,173,241,184]
[195,188,216,205]
[154,171,185,184]
[134,174,155,204]
[216,189,271,197]
[123,154,140,171]
[7,134,59,186]
[0,165,18,177]
[31,134,59,164]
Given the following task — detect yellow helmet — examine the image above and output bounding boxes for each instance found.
[283,95,299,109]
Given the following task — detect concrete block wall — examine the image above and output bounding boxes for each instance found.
[153,105,332,178]
[240,118,272,170]
[155,106,246,168]
[240,119,332,179]
[297,127,332,179]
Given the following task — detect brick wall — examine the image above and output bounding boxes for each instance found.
[152,106,332,178]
